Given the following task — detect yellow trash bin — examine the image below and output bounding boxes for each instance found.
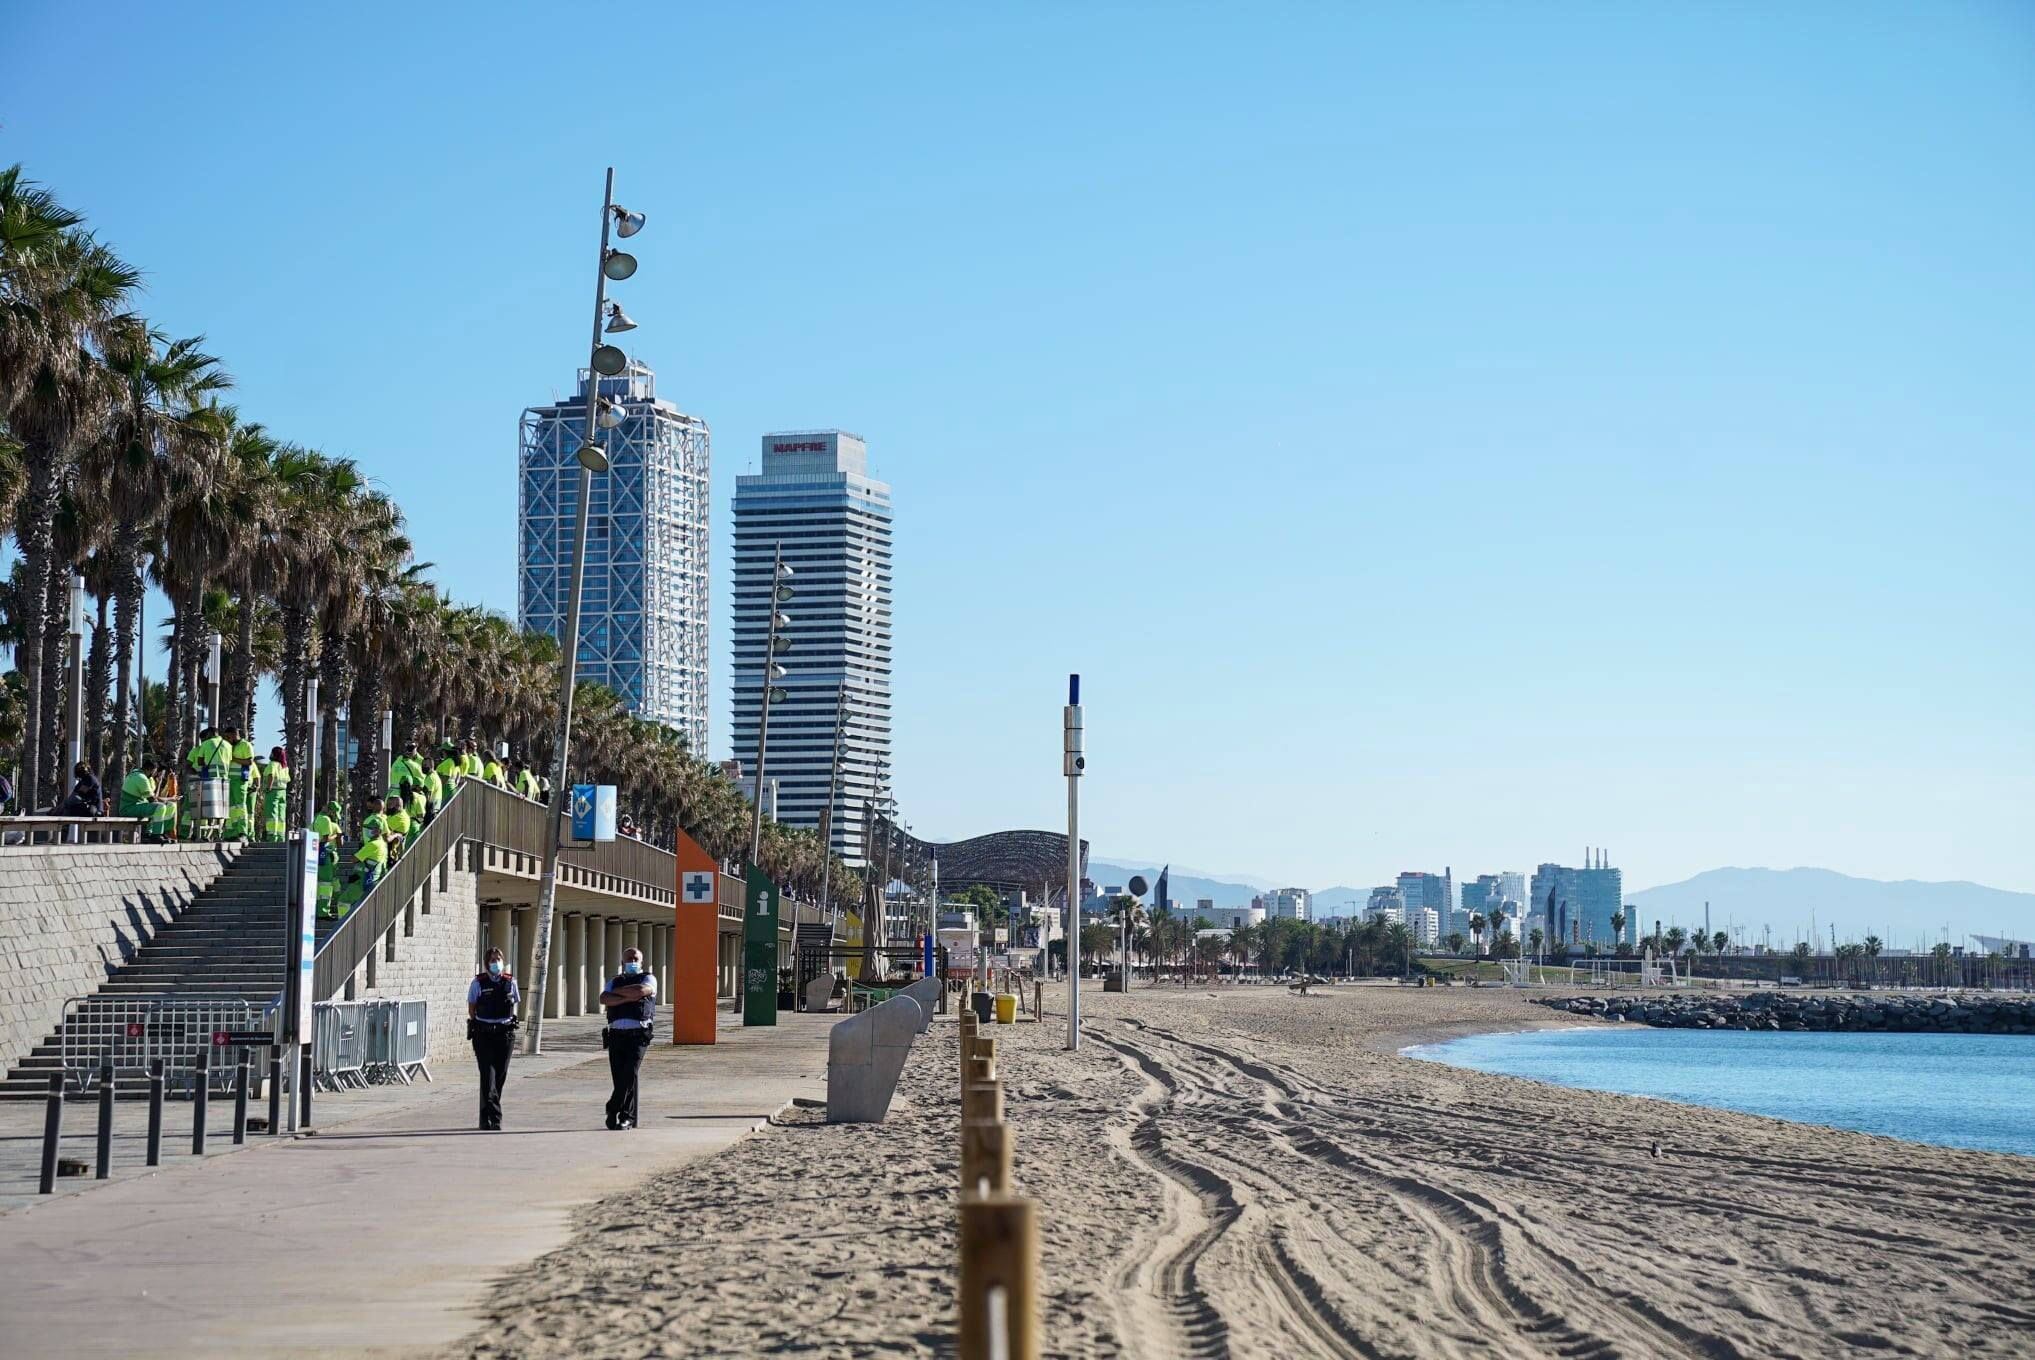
[995,992,1017,1025]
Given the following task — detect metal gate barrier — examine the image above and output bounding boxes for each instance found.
[59,997,264,1093]
[311,999,430,1087]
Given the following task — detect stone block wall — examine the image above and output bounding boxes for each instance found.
[0,843,236,1075]
[339,842,484,1064]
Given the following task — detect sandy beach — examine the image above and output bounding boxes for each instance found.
[447,984,2035,1358]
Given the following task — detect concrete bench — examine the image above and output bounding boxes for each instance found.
[899,976,939,1032]
[804,973,838,1014]
[0,816,147,847]
[826,993,922,1123]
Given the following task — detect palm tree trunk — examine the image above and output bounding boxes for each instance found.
[86,593,110,776]
[317,644,348,818]
[108,523,143,793]
[279,604,312,830]
[233,576,255,734]
[39,571,68,799]
[348,648,384,821]
[163,607,181,761]
[14,458,59,810]
[173,582,204,753]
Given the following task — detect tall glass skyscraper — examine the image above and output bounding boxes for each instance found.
[731,431,892,867]
[518,361,710,752]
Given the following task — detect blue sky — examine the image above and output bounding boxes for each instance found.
[7,2,2032,897]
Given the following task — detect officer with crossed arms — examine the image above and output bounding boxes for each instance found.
[599,944,656,1130]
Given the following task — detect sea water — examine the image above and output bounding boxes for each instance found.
[1408,1026,2035,1157]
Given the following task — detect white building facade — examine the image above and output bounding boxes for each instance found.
[731,431,893,867]
[518,361,710,749]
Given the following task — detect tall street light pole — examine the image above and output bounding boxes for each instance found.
[747,542,792,864]
[817,681,847,922]
[526,166,645,1054]
[1064,674,1083,1050]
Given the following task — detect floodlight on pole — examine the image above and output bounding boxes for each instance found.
[603,302,637,333]
[597,399,625,430]
[528,165,647,1055]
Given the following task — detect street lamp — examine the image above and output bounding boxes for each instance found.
[747,544,793,865]
[65,575,86,779]
[526,167,647,1055]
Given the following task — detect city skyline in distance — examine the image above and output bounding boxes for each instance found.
[9,4,2028,893]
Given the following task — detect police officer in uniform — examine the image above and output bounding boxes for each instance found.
[599,945,656,1130]
[467,947,519,1131]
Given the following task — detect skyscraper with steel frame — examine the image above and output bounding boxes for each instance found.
[518,361,710,752]
[731,430,892,868]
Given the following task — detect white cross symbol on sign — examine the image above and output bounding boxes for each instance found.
[683,872,714,902]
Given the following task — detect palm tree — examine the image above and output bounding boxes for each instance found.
[77,318,229,790]
[1468,912,1486,956]
[0,188,139,803]
[1610,911,1626,948]
[1445,930,1466,956]
[1711,930,1728,956]
[1665,926,1687,958]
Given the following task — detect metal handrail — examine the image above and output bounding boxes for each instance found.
[309,779,832,1002]
[309,780,702,1002]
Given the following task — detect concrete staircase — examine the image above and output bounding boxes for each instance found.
[0,843,295,1099]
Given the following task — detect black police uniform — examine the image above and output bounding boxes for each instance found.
[470,972,517,1130]
[603,972,655,1129]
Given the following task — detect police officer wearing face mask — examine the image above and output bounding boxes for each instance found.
[598,945,657,1130]
[467,947,520,1131]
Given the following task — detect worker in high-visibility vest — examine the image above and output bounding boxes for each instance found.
[510,756,540,802]
[119,766,174,841]
[311,800,342,842]
[435,741,462,789]
[461,740,484,781]
[424,764,445,821]
[380,795,411,859]
[482,750,506,788]
[260,748,291,841]
[182,726,229,837]
[223,725,256,840]
[316,839,342,918]
[354,819,389,895]
[406,783,428,830]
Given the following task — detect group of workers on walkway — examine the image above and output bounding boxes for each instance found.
[466,943,657,1132]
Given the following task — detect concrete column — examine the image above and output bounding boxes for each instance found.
[543,911,563,1020]
[651,924,667,982]
[514,908,536,1019]
[564,913,586,1015]
[585,918,607,1014]
[623,919,641,961]
[486,905,512,966]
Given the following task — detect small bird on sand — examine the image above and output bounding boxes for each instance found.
[1650,1140,1663,1159]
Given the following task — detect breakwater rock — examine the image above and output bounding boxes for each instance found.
[1535,992,2035,1035]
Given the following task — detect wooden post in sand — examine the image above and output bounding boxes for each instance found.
[959,1196,1039,1360]
[967,1051,996,1089]
[962,1078,1004,1125]
[1033,979,1043,1022]
[961,1119,1012,1199]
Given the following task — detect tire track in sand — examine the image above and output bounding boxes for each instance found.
[1093,1027,1377,1359]
[1117,1019,1748,1360]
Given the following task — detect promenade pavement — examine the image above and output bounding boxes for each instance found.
[0,1007,836,1358]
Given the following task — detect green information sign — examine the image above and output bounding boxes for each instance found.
[742,863,779,1027]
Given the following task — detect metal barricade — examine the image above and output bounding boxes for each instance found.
[59,998,154,1091]
[59,997,261,1093]
[393,999,431,1083]
[311,1001,368,1090]
[360,999,400,1084]
[149,1000,263,1093]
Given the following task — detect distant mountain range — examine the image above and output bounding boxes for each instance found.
[1090,858,2033,944]
[1626,867,2034,947]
